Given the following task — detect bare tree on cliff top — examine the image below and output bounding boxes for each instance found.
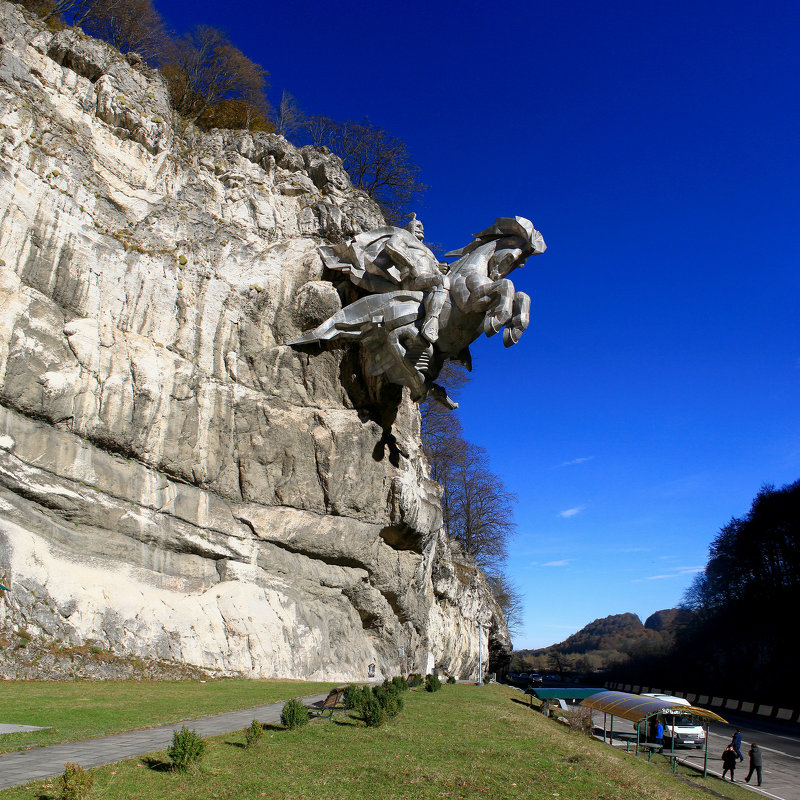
[276,91,305,137]
[80,0,168,62]
[306,115,425,224]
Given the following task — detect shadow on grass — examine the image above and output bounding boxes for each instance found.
[510,698,536,708]
[143,756,172,772]
[34,794,54,800]
[332,716,362,727]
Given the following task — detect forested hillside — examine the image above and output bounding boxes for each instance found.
[515,480,800,707]
[511,610,682,673]
[609,480,800,706]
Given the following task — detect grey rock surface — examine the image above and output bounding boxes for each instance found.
[0,2,511,680]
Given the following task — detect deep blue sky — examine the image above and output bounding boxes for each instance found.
[156,0,800,648]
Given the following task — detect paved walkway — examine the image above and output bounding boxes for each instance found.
[0,691,329,791]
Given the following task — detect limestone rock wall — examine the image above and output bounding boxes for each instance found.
[0,2,511,680]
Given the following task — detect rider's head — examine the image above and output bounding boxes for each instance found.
[407,213,425,242]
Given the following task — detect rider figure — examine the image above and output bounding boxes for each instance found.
[384,213,449,343]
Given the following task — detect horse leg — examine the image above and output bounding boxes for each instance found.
[479,279,515,336]
[503,291,531,347]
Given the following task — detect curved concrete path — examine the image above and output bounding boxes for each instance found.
[0,691,329,790]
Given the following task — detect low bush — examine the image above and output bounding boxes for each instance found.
[391,675,409,692]
[59,762,93,800]
[408,674,423,688]
[483,674,491,685]
[447,675,456,684]
[344,684,365,709]
[373,684,403,716]
[167,726,206,772]
[425,674,441,693]
[361,693,386,727]
[243,719,263,748]
[280,698,309,729]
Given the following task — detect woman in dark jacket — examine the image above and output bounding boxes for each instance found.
[721,744,738,781]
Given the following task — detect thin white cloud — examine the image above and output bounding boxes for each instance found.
[632,566,704,582]
[554,456,594,468]
[608,546,650,553]
[542,559,571,567]
[559,506,584,518]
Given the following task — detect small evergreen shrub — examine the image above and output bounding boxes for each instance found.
[483,674,491,685]
[167,726,206,772]
[244,719,263,748]
[391,675,409,692]
[447,675,456,684]
[372,684,403,716]
[59,762,93,800]
[425,673,441,692]
[408,673,423,688]
[280,698,309,729]
[383,693,401,717]
[361,693,386,727]
[344,684,364,709]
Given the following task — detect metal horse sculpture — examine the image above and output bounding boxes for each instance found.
[288,216,546,408]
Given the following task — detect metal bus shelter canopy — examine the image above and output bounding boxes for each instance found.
[580,690,728,724]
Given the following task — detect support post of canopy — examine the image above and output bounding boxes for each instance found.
[703,723,709,778]
[671,716,676,764]
[603,712,607,743]
[610,713,614,744]
[636,718,640,756]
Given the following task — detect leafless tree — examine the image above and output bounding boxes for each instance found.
[275,91,305,137]
[421,371,517,566]
[303,115,425,224]
[80,0,168,62]
[420,365,520,629]
[486,572,524,635]
[163,26,268,124]
[447,443,517,574]
[305,114,336,149]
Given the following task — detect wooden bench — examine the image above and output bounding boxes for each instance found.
[305,685,349,719]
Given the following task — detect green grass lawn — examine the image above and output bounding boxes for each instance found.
[0,678,338,753]
[1,684,757,800]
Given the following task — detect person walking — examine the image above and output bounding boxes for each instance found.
[731,729,744,761]
[745,743,763,786]
[722,744,738,781]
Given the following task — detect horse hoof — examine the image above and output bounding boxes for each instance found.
[483,316,502,337]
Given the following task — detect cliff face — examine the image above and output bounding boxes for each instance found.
[0,3,511,680]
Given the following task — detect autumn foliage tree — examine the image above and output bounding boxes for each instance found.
[161,25,270,128]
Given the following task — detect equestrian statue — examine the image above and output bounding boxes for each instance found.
[288,215,546,408]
